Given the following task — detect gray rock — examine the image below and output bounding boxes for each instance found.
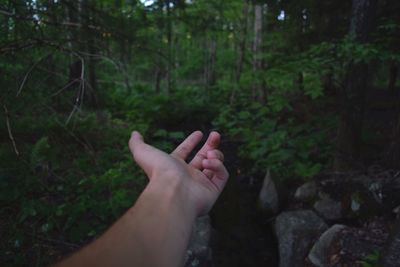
[314,197,342,220]
[380,220,400,267]
[308,220,388,266]
[392,205,400,215]
[339,225,387,264]
[258,170,279,214]
[275,210,328,267]
[308,224,347,267]
[294,181,317,201]
[184,216,212,267]
[350,197,361,212]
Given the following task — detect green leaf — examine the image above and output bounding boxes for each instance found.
[153,129,168,137]
[168,131,185,140]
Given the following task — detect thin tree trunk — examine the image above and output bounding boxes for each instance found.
[204,37,217,87]
[82,0,99,107]
[236,0,250,83]
[252,4,265,103]
[297,72,304,91]
[65,2,77,61]
[203,37,208,86]
[230,0,250,104]
[165,1,172,96]
[154,61,162,94]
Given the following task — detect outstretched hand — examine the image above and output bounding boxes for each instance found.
[54,131,229,267]
[129,130,229,216]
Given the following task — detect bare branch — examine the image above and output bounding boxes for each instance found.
[17,54,52,97]
[44,105,95,155]
[51,79,78,97]
[65,105,79,125]
[0,8,14,16]
[3,105,19,156]
[66,55,85,125]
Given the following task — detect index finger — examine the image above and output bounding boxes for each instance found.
[189,131,220,169]
[171,131,203,160]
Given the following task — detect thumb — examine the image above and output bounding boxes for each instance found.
[128,131,144,153]
[128,131,152,176]
[128,131,163,178]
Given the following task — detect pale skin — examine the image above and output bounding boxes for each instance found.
[55,130,229,267]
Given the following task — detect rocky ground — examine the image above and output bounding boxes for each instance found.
[184,141,400,267]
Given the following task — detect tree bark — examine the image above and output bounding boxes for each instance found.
[230,0,250,104]
[82,0,99,107]
[236,0,250,84]
[204,37,217,87]
[252,3,265,103]
[154,62,162,94]
[333,0,377,171]
[165,0,172,96]
[386,62,400,167]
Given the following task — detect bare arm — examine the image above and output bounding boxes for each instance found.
[55,131,229,267]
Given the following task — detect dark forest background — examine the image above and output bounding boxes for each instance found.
[1,0,400,266]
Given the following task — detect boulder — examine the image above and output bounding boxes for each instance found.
[184,216,212,267]
[275,210,327,267]
[258,170,279,215]
[307,219,389,266]
[338,225,387,265]
[308,224,347,267]
[294,181,317,201]
[314,197,342,221]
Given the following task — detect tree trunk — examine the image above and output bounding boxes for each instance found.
[386,116,400,168]
[204,37,217,87]
[230,0,250,104]
[65,1,78,59]
[296,72,304,91]
[386,62,400,168]
[252,3,265,103]
[388,61,398,92]
[154,63,162,94]
[82,0,99,107]
[165,0,172,96]
[333,0,377,171]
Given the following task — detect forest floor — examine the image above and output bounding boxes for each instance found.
[210,139,279,267]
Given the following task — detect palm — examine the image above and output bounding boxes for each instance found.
[129,131,229,216]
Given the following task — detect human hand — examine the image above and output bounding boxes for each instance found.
[128,130,229,216]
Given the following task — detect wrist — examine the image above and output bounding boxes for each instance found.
[145,175,197,220]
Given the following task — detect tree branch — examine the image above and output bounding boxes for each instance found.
[3,105,19,156]
[17,53,52,97]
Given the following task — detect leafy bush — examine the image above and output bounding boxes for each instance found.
[214,88,334,180]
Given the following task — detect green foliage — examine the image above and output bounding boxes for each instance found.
[30,136,51,170]
[214,97,333,179]
[0,106,149,265]
[360,250,380,267]
[1,0,399,265]
[0,77,220,266]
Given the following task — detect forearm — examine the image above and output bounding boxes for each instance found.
[56,177,196,267]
